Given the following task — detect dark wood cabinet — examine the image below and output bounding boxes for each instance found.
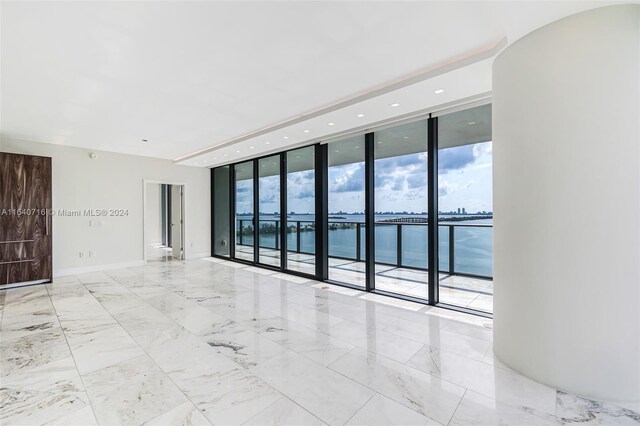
[0,153,52,286]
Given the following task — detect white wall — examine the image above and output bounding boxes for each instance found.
[0,138,211,275]
[145,183,163,246]
[493,5,640,402]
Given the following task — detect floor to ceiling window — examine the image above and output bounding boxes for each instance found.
[234,161,254,262]
[327,135,366,288]
[212,102,493,316]
[286,146,316,275]
[437,104,493,313]
[373,120,429,300]
[258,155,281,267]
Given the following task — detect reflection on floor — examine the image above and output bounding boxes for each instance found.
[1,258,636,425]
[146,244,179,263]
[236,245,493,313]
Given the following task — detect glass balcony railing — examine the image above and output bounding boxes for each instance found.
[235,219,493,279]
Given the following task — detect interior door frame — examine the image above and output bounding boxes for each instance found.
[143,179,187,262]
[170,184,184,260]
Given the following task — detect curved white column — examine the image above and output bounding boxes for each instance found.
[493,4,640,402]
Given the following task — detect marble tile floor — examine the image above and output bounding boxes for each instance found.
[0,258,637,425]
[236,245,493,313]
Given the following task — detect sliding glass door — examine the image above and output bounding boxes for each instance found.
[327,135,366,288]
[234,161,254,262]
[211,103,493,316]
[258,155,281,267]
[286,147,316,275]
[437,104,493,313]
[373,120,429,300]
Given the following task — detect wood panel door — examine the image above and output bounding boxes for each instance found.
[0,153,52,285]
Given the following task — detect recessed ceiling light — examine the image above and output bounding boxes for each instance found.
[377,141,383,144]
[283,136,289,139]
[250,146,255,149]
[195,162,199,165]
[303,130,310,133]
[434,89,445,94]
[236,150,240,153]
[296,156,300,158]
[203,160,208,163]
[334,150,339,153]
[224,154,228,157]
[213,157,217,160]
[403,136,409,139]
[357,113,365,118]
[354,146,359,149]
[468,121,477,125]
[328,122,335,126]
[390,103,400,107]
[265,141,271,145]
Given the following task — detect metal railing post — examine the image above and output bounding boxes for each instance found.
[397,224,402,267]
[296,221,301,253]
[275,220,280,250]
[449,224,455,275]
[356,223,361,261]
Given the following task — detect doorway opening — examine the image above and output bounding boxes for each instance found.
[144,181,185,262]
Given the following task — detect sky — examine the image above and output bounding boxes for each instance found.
[437,141,492,213]
[235,141,493,215]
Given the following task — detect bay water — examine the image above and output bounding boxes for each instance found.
[236,214,493,277]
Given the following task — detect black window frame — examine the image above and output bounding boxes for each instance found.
[209,113,492,318]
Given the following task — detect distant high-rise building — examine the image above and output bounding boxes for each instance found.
[462,207,466,214]
[457,207,461,214]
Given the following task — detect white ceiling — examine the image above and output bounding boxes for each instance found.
[0,1,618,165]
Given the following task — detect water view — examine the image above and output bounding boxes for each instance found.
[230,112,494,312]
[236,213,493,278]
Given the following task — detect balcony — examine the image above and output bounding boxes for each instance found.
[235,219,493,313]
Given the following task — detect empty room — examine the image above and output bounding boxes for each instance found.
[1,1,639,425]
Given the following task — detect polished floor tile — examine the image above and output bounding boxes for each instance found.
[0,258,636,425]
[142,401,211,426]
[556,391,640,425]
[82,354,189,425]
[345,393,440,426]
[63,324,145,375]
[407,345,557,415]
[329,348,465,424]
[448,390,556,425]
[243,397,324,426]
[251,350,374,425]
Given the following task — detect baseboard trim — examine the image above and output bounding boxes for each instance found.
[187,251,211,260]
[0,279,50,290]
[54,260,145,277]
